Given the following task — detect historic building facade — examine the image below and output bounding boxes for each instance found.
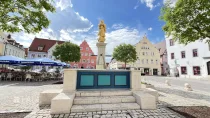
[70,40,96,69]
[155,40,169,75]
[166,36,210,79]
[0,32,25,58]
[28,38,65,70]
[28,38,65,59]
[109,36,161,75]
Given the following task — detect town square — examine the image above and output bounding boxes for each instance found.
[0,0,210,118]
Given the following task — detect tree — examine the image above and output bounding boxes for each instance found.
[53,42,81,63]
[0,0,55,33]
[113,44,137,69]
[160,0,210,44]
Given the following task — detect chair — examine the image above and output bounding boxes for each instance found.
[25,73,32,82]
[7,73,12,81]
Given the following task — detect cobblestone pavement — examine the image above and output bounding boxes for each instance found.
[0,81,62,112]
[2,78,209,118]
[143,76,210,107]
[143,76,210,92]
[25,105,183,118]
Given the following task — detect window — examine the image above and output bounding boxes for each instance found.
[80,47,83,50]
[31,54,35,58]
[142,52,145,55]
[91,60,94,63]
[181,67,187,74]
[86,47,89,50]
[87,59,89,63]
[169,39,174,46]
[146,52,148,55]
[38,54,41,58]
[151,52,154,56]
[171,53,174,59]
[156,60,158,65]
[89,53,92,56]
[81,53,83,56]
[85,53,88,56]
[82,59,86,63]
[193,66,200,75]
[146,59,148,64]
[181,51,185,58]
[38,46,43,51]
[193,49,198,57]
[142,59,144,64]
[151,59,153,64]
[43,55,46,57]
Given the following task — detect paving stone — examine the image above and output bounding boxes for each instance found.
[63,114,69,118]
[59,114,64,118]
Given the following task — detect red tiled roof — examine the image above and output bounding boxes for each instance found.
[29,38,65,52]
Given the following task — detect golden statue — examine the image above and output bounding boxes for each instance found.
[98,20,106,42]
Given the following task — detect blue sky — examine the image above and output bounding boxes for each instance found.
[13,0,177,55]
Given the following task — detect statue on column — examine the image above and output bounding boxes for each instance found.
[98,20,106,43]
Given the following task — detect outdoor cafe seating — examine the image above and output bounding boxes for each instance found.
[0,56,69,82]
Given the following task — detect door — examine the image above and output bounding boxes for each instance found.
[207,61,210,75]
[144,68,149,75]
[153,69,158,75]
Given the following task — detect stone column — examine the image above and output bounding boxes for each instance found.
[63,69,77,92]
[96,42,107,69]
[130,70,141,90]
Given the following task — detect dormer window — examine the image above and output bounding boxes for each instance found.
[38,46,43,51]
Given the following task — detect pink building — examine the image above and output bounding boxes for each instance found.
[70,40,96,69]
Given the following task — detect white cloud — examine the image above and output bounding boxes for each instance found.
[105,27,146,55]
[56,0,73,11]
[112,24,124,29]
[163,0,178,7]
[47,4,93,33]
[148,27,152,31]
[134,0,160,10]
[11,0,93,48]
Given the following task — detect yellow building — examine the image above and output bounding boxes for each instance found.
[133,36,161,75]
[109,36,161,75]
[0,32,6,56]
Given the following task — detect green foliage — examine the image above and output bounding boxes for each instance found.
[160,0,210,44]
[113,44,137,68]
[0,0,55,33]
[20,66,32,71]
[55,67,60,73]
[53,42,81,63]
[141,82,151,85]
[41,66,47,72]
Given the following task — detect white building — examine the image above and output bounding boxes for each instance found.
[166,36,210,79]
[28,38,65,70]
[0,32,25,58]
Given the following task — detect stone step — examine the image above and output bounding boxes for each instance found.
[71,103,140,112]
[76,90,132,97]
[73,96,136,105]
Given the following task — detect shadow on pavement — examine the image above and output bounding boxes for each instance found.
[156,87,210,102]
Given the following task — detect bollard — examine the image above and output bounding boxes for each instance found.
[165,80,171,86]
[184,83,193,91]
